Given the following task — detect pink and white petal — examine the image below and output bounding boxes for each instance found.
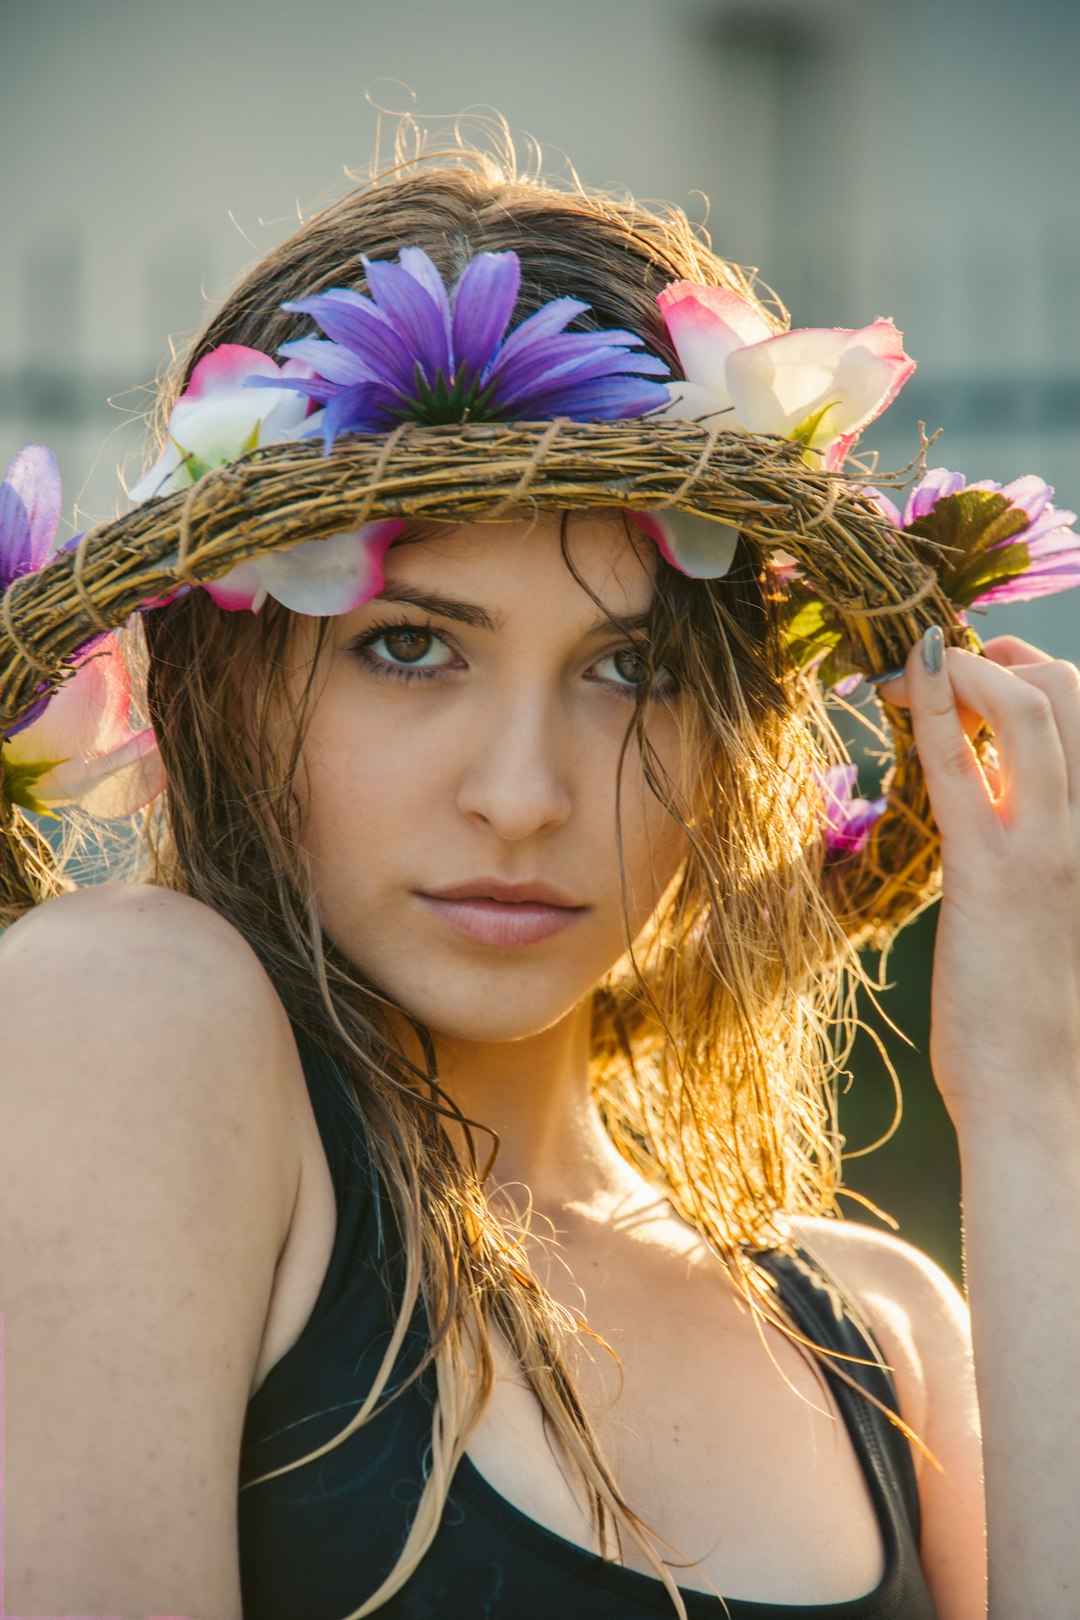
[127,440,187,504]
[725,329,842,437]
[3,639,133,770]
[202,559,266,611]
[42,728,165,817]
[182,344,285,400]
[726,321,915,445]
[823,432,860,473]
[628,510,740,580]
[829,319,915,430]
[659,379,738,424]
[658,283,773,402]
[260,520,407,617]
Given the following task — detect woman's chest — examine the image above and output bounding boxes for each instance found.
[463,1236,887,1607]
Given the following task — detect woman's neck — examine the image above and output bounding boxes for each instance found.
[420,1001,646,1212]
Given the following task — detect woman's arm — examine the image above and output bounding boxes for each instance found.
[0,884,303,1619]
[891,631,1080,1619]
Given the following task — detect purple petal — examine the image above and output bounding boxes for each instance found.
[318,383,403,448]
[489,333,666,406]
[821,763,887,857]
[973,553,1080,605]
[902,467,968,525]
[993,474,1052,524]
[276,336,379,387]
[507,375,671,421]
[361,255,452,380]
[399,248,453,330]
[1017,501,1077,553]
[487,298,591,372]
[0,444,62,585]
[247,371,340,406]
[283,293,416,390]
[451,252,520,379]
[859,484,902,528]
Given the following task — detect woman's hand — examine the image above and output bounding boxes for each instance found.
[880,631,1080,1142]
[880,631,1080,1617]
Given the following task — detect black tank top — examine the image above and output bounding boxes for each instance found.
[238,1028,939,1619]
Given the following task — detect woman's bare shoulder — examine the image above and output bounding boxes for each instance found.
[0,882,306,1614]
[785,1214,971,1418]
[2,880,294,1052]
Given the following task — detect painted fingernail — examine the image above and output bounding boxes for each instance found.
[870,665,906,687]
[921,626,944,674]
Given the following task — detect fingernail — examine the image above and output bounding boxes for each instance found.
[921,626,944,675]
[870,665,906,687]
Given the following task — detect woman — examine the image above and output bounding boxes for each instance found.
[1,141,1077,1620]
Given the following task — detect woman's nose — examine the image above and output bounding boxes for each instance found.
[454,685,574,842]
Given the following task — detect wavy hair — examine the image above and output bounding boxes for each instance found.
[138,129,857,1618]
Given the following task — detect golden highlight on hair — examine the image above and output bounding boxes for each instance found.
[94,126,864,1618]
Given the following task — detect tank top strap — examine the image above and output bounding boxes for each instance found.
[751,1245,923,1551]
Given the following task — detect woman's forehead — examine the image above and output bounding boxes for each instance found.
[380,510,659,614]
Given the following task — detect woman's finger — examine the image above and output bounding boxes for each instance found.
[978,634,1055,670]
[906,632,1071,843]
[993,658,1080,810]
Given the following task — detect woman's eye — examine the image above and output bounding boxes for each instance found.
[595,647,678,696]
[371,625,455,667]
[348,621,459,681]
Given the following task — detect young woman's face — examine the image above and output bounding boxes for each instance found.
[291,512,690,1044]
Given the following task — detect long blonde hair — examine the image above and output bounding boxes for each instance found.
[139,136,856,1617]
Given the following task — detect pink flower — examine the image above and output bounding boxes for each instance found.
[627,509,739,581]
[128,345,317,503]
[821,764,887,859]
[878,467,1080,607]
[657,283,915,471]
[1,636,163,817]
[205,519,407,615]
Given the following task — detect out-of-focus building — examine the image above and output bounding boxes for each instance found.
[3,0,1077,1270]
[4,0,1078,658]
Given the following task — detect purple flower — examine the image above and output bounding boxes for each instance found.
[877,467,1080,607]
[821,764,887,859]
[254,246,670,449]
[0,444,63,591]
[0,446,88,736]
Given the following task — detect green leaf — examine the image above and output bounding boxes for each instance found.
[0,752,64,817]
[906,489,1032,607]
[781,590,844,671]
[168,436,213,486]
[789,401,837,448]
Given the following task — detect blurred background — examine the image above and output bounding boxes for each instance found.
[4,0,1079,1281]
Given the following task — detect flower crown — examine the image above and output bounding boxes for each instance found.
[1,244,1077,907]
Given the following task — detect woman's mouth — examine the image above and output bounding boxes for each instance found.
[416,884,589,947]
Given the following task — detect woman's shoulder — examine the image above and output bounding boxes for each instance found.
[3,878,268,978]
[0,883,306,1613]
[785,1215,971,1428]
[2,881,291,1045]
[0,880,304,1238]
[787,1214,985,1608]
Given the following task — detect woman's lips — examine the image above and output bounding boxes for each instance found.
[417,893,587,947]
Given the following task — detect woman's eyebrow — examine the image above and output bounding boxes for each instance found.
[372,585,498,630]
[372,585,653,639]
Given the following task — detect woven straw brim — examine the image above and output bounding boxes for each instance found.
[0,419,979,942]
